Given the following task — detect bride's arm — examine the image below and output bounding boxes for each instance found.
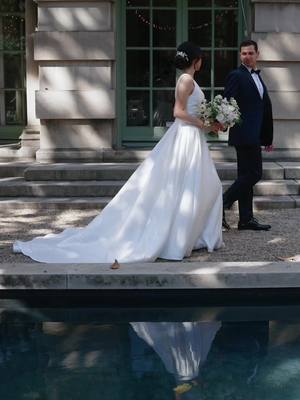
[173,76,204,129]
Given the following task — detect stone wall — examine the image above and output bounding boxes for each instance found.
[33,0,116,162]
[252,0,300,151]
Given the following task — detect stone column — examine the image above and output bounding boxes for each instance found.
[34,0,116,162]
[252,0,300,158]
[19,0,40,159]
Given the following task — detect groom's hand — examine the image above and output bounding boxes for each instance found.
[263,145,274,152]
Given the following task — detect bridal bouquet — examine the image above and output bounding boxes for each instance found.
[198,95,241,129]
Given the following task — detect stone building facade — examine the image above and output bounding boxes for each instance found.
[1,0,300,161]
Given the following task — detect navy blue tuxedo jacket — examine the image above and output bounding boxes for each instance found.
[224,64,273,146]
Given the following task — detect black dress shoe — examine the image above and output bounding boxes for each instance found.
[222,210,231,230]
[238,217,271,231]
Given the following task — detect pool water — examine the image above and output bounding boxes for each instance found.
[1,301,300,399]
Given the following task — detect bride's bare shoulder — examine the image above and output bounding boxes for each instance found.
[177,73,193,83]
[176,73,194,93]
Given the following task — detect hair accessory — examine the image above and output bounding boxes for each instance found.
[176,51,189,62]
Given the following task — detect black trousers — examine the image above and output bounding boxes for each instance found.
[223,145,262,223]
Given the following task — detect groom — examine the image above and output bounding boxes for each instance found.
[222,39,273,231]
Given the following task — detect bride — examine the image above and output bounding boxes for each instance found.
[13,41,223,263]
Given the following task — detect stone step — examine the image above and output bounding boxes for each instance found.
[217,162,284,180]
[24,163,139,181]
[0,162,34,177]
[3,161,300,182]
[23,162,285,181]
[0,145,36,162]
[222,180,299,196]
[100,147,239,162]
[278,162,300,179]
[102,147,300,162]
[0,178,124,197]
[0,195,299,211]
[2,146,300,164]
[0,178,299,197]
[0,197,111,210]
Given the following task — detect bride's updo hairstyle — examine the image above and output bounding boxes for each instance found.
[175,41,203,70]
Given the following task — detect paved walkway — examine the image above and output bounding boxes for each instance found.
[0,207,300,290]
[1,207,300,263]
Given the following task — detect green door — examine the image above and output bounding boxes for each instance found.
[117,0,249,147]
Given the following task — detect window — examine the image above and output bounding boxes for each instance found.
[0,0,26,142]
[189,0,240,100]
[118,0,247,146]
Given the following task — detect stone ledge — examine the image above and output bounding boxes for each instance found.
[35,149,104,163]
[270,91,300,119]
[252,33,300,61]
[34,31,115,61]
[38,3,112,32]
[0,262,300,290]
[36,90,115,119]
[255,3,300,33]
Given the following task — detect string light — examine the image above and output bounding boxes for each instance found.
[127,1,232,32]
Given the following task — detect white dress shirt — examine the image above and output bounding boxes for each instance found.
[243,64,264,99]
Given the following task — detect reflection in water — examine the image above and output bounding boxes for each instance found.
[131,321,221,399]
[131,322,220,378]
[2,305,300,399]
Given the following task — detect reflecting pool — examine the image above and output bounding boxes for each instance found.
[1,301,300,399]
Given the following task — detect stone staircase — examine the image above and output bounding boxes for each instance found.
[0,161,299,211]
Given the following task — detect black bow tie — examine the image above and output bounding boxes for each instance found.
[251,69,261,75]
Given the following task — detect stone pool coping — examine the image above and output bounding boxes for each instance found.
[0,261,300,290]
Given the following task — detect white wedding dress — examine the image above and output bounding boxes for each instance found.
[13,75,223,263]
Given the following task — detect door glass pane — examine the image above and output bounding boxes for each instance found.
[126,10,150,47]
[4,54,24,88]
[153,0,176,6]
[189,0,212,6]
[153,90,174,127]
[215,0,238,6]
[127,51,149,87]
[0,0,25,12]
[153,50,176,87]
[215,50,237,87]
[126,0,149,7]
[214,89,224,98]
[127,91,149,126]
[5,90,25,124]
[202,89,212,101]
[188,10,212,47]
[153,10,176,47]
[3,16,25,51]
[194,50,211,88]
[215,10,238,47]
